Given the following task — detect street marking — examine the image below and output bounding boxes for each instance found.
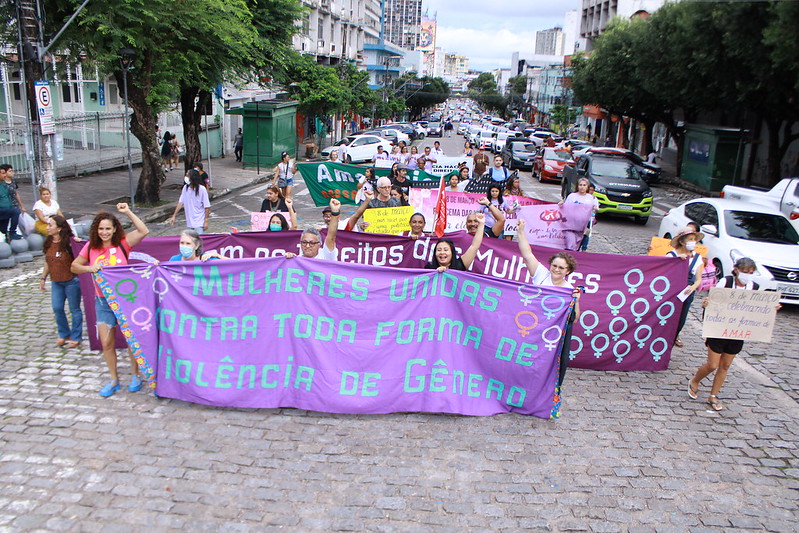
[652,206,668,216]
[242,184,269,196]
[229,201,253,215]
[0,270,40,289]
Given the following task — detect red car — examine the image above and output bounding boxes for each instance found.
[532,148,575,183]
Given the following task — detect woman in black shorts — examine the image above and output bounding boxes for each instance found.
[687,257,780,411]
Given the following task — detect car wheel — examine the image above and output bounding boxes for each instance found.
[712,259,723,283]
[634,215,649,226]
[346,155,352,164]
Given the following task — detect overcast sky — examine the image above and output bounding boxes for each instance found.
[423,0,581,71]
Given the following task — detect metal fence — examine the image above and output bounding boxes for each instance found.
[0,110,185,183]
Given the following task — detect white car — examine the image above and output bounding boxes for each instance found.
[658,198,799,304]
[477,129,496,150]
[321,134,392,164]
[492,131,520,154]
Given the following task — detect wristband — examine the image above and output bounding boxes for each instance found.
[331,211,340,216]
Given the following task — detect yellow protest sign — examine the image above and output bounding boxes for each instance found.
[363,206,415,235]
[648,236,707,257]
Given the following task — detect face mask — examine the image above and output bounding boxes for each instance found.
[685,241,696,251]
[736,272,753,285]
[179,245,194,259]
[184,176,190,185]
[269,223,283,232]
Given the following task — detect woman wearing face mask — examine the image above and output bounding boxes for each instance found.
[688,257,780,411]
[265,213,292,232]
[666,227,705,347]
[168,169,210,234]
[169,229,225,262]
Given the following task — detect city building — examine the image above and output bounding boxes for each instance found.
[535,27,565,56]
[580,0,667,51]
[443,54,469,78]
[292,0,373,65]
[384,0,423,50]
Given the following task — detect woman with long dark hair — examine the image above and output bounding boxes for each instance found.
[424,213,486,272]
[71,203,149,397]
[40,215,83,348]
[161,131,173,171]
[168,169,210,234]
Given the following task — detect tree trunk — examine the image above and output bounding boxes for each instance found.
[765,118,782,188]
[642,120,654,156]
[113,71,164,205]
[744,113,762,187]
[180,86,212,172]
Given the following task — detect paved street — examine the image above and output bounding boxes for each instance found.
[1,132,798,531]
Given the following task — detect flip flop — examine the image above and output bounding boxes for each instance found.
[707,395,723,411]
[56,338,66,347]
[688,378,699,399]
[66,340,81,349]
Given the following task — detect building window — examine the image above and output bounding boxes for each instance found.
[301,13,310,36]
[108,82,118,104]
[318,17,324,40]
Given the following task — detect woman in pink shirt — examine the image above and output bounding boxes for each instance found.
[71,203,149,398]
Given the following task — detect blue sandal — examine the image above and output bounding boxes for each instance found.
[128,375,143,393]
[100,380,121,398]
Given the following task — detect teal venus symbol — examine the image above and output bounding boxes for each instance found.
[580,310,600,335]
[649,276,670,301]
[606,290,626,316]
[630,298,650,323]
[656,301,675,326]
[624,268,644,294]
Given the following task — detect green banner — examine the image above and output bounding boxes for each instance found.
[296,162,441,206]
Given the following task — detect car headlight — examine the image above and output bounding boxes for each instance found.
[642,190,653,198]
[545,165,554,171]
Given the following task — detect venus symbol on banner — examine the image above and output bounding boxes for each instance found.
[152,276,170,302]
[634,324,652,348]
[613,340,631,363]
[541,325,562,350]
[591,333,610,358]
[169,266,186,283]
[517,285,542,306]
[606,290,626,316]
[630,298,650,323]
[656,301,675,325]
[580,310,600,335]
[540,295,567,319]
[115,278,138,302]
[514,311,538,337]
[650,275,670,301]
[131,307,153,331]
[624,268,644,293]
[130,265,154,279]
[608,316,629,341]
[569,336,583,360]
[650,337,669,361]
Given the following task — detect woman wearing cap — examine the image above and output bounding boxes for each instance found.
[666,226,705,347]
[688,257,781,410]
[273,151,297,199]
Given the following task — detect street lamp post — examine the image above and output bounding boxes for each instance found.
[119,48,135,208]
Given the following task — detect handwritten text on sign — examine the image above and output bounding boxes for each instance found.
[702,288,780,342]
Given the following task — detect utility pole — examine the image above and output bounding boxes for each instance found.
[16,0,57,198]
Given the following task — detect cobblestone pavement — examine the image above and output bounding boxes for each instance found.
[1,134,798,531]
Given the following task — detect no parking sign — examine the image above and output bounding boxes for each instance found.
[35,81,56,135]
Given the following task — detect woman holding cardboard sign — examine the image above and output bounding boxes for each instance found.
[688,257,780,411]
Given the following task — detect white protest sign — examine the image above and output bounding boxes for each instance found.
[702,288,781,342]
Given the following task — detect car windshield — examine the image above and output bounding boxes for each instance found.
[429,122,441,128]
[591,159,642,180]
[724,210,799,244]
[511,142,536,153]
[544,149,573,162]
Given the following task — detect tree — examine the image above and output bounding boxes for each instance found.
[468,72,498,94]
[508,75,527,97]
[394,73,449,120]
[177,0,303,171]
[550,105,578,135]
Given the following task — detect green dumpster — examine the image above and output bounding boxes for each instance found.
[226,99,298,170]
[680,125,748,192]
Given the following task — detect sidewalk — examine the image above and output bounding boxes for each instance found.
[16,156,271,226]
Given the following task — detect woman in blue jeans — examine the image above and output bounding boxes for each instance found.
[40,215,83,348]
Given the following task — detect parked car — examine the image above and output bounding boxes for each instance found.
[721,178,799,232]
[321,134,392,163]
[412,122,427,139]
[582,147,661,184]
[466,125,482,143]
[385,122,419,141]
[562,152,653,224]
[372,127,411,145]
[527,131,564,147]
[533,148,575,183]
[477,129,496,150]
[658,198,799,304]
[501,141,538,171]
[427,121,443,136]
[492,131,521,154]
[457,122,469,135]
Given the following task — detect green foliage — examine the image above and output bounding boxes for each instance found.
[282,54,350,116]
[468,72,498,94]
[508,75,527,96]
[394,73,449,120]
[550,105,578,133]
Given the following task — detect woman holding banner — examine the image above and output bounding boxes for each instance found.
[402,213,428,239]
[666,227,705,348]
[169,229,226,261]
[688,257,780,411]
[406,146,420,170]
[71,203,149,398]
[424,213,486,272]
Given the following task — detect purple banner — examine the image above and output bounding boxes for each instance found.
[81,231,688,371]
[99,258,573,418]
[518,203,594,250]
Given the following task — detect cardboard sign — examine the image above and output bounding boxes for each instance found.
[702,288,781,342]
[363,206,415,235]
[649,236,707,258]
[251,211,293,231]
